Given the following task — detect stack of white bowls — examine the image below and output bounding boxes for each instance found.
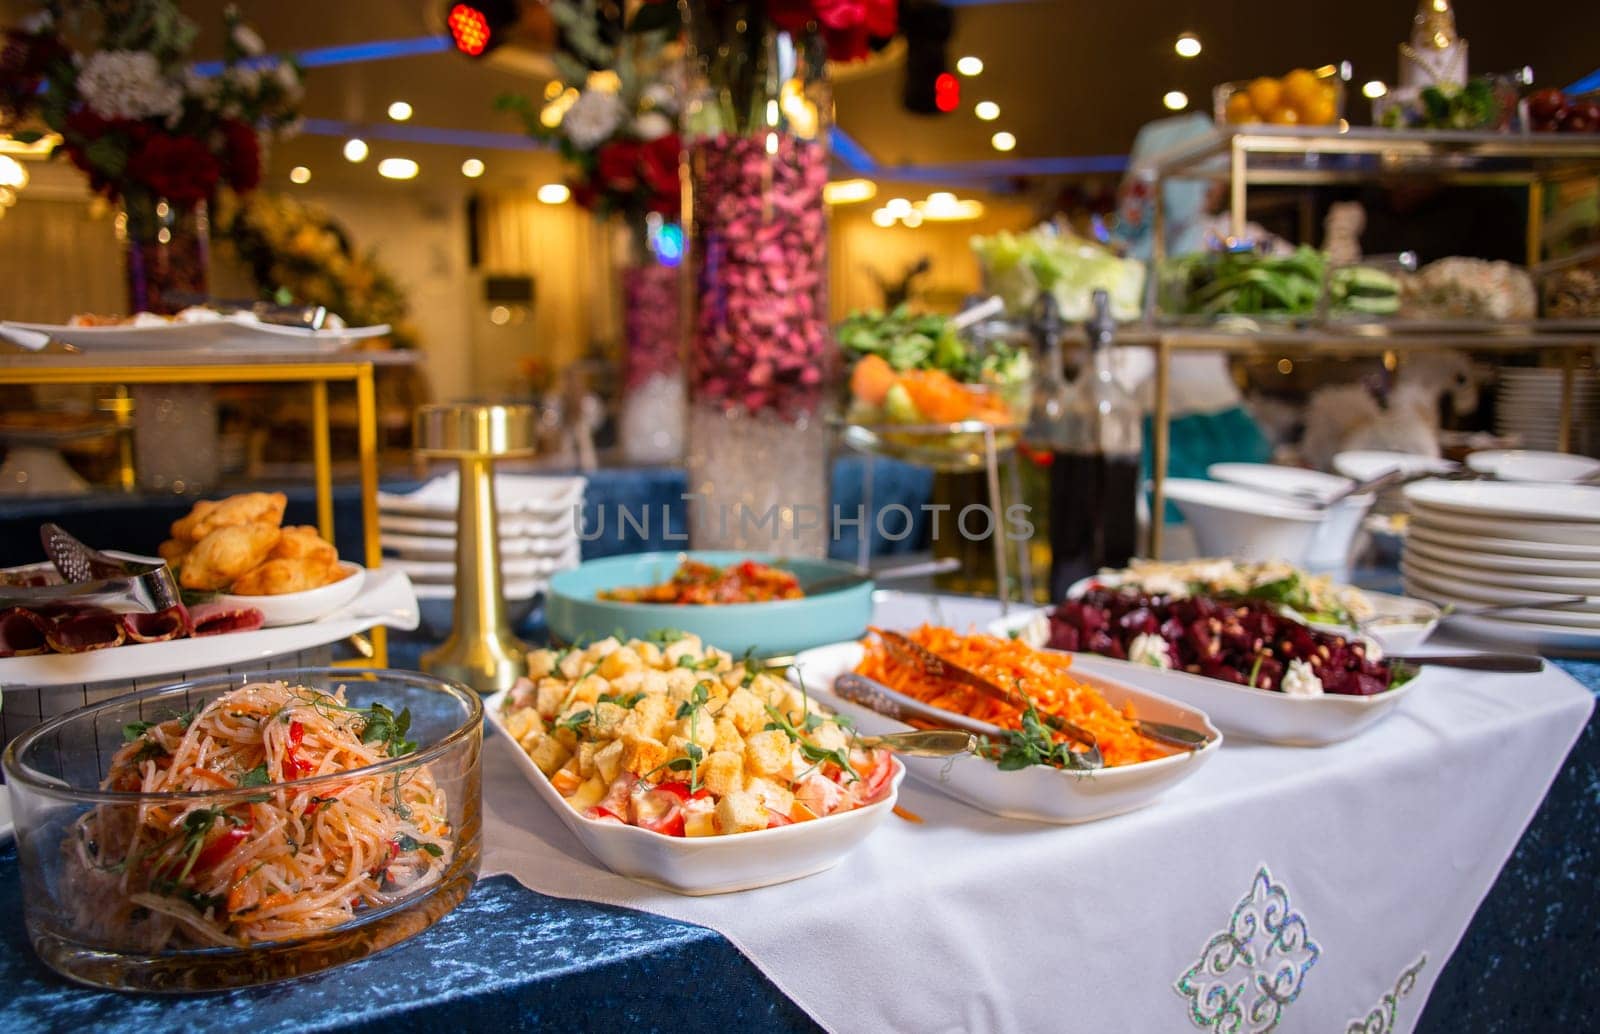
[1402,479,1600,655]
[378,473,585,634]
[1494,368,1600,453]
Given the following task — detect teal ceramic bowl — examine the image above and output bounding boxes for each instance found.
[545,551,874,656]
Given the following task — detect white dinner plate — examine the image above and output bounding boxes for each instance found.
[382,532,581,560]
[990,610,1422,746]
[215,563,366,627]
[378,511,576,539]
[387,552,577,583]
[1406,507,1600,546]
[1333,451,1459,482]
[1400,550,1600,596]
[1436,611,1600,657]
[485,687,906,895]
[1403,480,1600,523]
[790,640,1220,823]
[1466,451,1600,484]
[0,567,419,688]
[378,474,586,518]
[1405,524,1600,561]
[1400,566,1600,627]
[1403,533,1600,577]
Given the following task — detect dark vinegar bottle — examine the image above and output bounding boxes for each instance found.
[1047,290,1141,601]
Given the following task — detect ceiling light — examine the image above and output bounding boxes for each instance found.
[870,208,896,228]
[0,155,29,190]
[901,210,924,228]
[990,131,1016,152]
[461,158,485,178]
[288,165,311,184]
[537,183,571,204]
[377,157,419,180]
[956,56,983,77]
[974,101,1000,121]
[1163,90,1189,111]
[824,179,877,205]
[388,101,413,121]
[343,138,369,163]
[1175,33,1201,58]
[1363,80,1388,99]
[885,197,912,217]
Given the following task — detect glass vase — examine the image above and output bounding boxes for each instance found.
[122,196,209,316]
[683,8,832,557]
[617,215,686,466]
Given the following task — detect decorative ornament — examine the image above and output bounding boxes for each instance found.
[1399,0,1468,89]
[1344,955,1428,1034]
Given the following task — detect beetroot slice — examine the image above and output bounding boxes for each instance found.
[0,607,49,658]
[188,603,264,637]
[44,607,127,654]
[123,605,190,644]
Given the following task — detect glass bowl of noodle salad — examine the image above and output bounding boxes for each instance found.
[2,667,482,992]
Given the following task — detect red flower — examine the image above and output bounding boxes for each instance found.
[218,118,261,193]
[570,178,600,211]
[640,134,680,203]
[125,133,220,204]
[596,139,643,193]
[768,0,815,34]
[821,24,870,63]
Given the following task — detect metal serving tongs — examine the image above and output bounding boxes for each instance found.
[876,629,1212,754]
[0,523,182,613]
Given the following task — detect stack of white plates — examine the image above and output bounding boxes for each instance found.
[378,473,585,611]
[1401,480,1600,655]
[1494,369,1600,453]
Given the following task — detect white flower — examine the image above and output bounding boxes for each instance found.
[1280,659,1324,697]
[225,65,263,96]
[631,111,673,141]
[642,82,680,115]
[1129,633,1173,670]
[273,62,299,91]
[561,89,626,151]
[184,68,218,102]
[77,51,183,122]
[232,24,266,56]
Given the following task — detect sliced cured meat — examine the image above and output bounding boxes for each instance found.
[188,603,264,637]
[0,607,49,657]
[45,606,127,654]
[122,605,191,644]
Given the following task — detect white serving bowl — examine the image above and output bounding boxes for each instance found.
[1207,464,1375,576]
[1162,479,1322,564]
[216,563,366,627]
[485,689,905,895]
[993,610,1424,746]
[790,640,1219,824]
[1465,449,1600,484]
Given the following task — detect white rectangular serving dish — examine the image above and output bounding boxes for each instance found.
[485,689,906,895]
[789,640,1220,824]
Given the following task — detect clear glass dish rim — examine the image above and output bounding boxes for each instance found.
[2,666,483,805]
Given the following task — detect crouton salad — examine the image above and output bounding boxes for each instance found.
[501,631,897,837]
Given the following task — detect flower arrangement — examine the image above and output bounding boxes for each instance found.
[217,191,416,350]
[0,2,301,209]
[498,0,681,220]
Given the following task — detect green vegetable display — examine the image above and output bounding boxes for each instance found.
[1381,78,1503,131]
[837,306,1029,385]
[971,226,1146,321]
[1163,246,1400,319]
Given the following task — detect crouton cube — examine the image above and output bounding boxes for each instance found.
[622,736,670,777]
[609,670,646,697]
[552,726,579,752]
[745,776,795,817]
[673,715,716,749]
[576,741,600,779]
[715,791,768,834]
[557,650,586,679]
[664,668,700,696]
[712,716,744,754]
[526,737,571,776]
[569,674,609,706]
[593,701,629,736]
[534,678,570,719]
[703,647,733,672]
[701,750,744,797]
[744,729,792,777]
[663,636,703,665]
[502,706,544,744]
[808,720,849,754]
[722,687,767,736]
[569,776,608,813]
[526,649,558,680]
[599,647,643,680]
[684,802,718,838]
[588,635,621,658]
[594,740,625,783]
[629,640,664,667]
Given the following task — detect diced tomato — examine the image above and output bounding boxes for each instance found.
[288,721,304,747]
[283,720,314,779]
[195,823,251,871]
[859,752,896,803]
[631,781,688,837]
[766,810,793,829]
[584,806,627,824]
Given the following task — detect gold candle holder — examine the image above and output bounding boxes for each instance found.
[415,402,539,694]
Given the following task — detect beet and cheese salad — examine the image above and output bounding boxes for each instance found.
[501,632,895,837]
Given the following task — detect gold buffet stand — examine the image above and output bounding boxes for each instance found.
[0,348,418,665]
[1136,125,1600,557]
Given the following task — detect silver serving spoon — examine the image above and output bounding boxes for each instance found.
[855,729,977,757]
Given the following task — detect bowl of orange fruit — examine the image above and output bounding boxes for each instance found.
[1216,67,1344,128]
[836,307,1031,471]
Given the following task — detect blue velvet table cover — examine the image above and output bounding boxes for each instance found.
[2,659,1595,1032]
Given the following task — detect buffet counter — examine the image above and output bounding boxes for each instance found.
[2,593,1591,1033]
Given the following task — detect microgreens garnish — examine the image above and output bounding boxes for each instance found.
[599,691,644,710]
[978,702,1088,771]
[395,832,445,858]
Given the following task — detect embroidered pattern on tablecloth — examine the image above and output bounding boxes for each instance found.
[1345,955,1428,1034]
[1174,865,1321,1034]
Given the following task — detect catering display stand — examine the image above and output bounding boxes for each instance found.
[1137,126,1600,557]
[0,348,416,663]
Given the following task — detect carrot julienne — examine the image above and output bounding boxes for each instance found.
[854,625,1172,768]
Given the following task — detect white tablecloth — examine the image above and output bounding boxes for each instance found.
[481,593,1593,1034]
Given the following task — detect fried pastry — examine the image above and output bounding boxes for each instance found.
[269,525,339,566]
[179,522,281,591]
[184,492,288,541]
[157,538,189,566]
[229,557,343,596]
[168,499,218,543]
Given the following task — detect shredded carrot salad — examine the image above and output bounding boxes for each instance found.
[854,625,1173,768]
